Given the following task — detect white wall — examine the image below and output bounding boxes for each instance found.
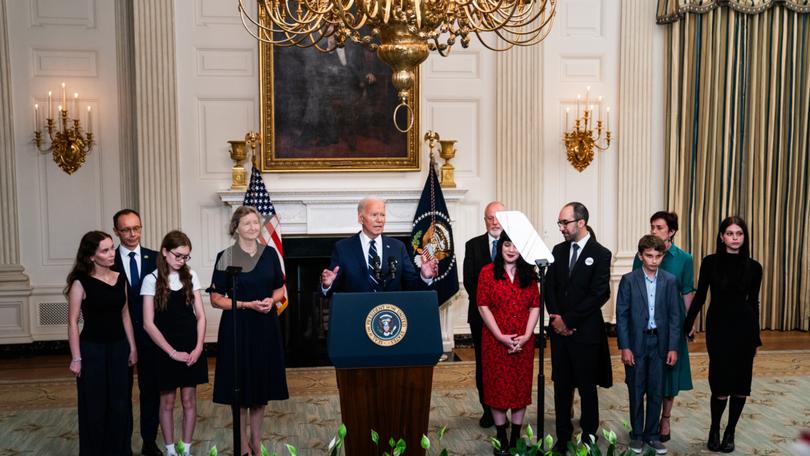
[173,0,498,340]
[7,0,124,340]
[0,0,661,342]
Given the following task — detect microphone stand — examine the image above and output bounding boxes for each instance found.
[225,266,243,456]
[534,259,549,443]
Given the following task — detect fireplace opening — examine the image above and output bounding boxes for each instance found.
[279,234,410,367]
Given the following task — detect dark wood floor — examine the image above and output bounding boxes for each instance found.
[1,330,807,383]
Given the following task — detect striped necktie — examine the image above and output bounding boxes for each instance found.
[368,239,380,290]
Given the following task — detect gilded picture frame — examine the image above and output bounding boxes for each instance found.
[257,13,420,172]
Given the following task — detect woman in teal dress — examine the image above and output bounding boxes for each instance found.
[633,211,694,442]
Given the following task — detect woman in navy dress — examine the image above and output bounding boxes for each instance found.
[66,231,138,455]
[684,216,763,453]
[209,206,288,455]
[477,232,540,455]
[142,230,208,456]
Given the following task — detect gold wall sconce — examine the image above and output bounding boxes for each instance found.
[424,130,456,188]
[33,82,94,175]
[563,86,612,172]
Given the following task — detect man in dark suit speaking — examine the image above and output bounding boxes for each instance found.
[112,209,162,456]
[321,197,438,294]
[545,202,612,452]
[462,200,505,428]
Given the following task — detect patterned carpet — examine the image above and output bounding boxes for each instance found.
[1,350,808,455]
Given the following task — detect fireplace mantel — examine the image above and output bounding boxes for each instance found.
[217,188,469,235]
[217,186,469,353]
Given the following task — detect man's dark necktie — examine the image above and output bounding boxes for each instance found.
[128,251,140,290]
[569,243,579,277]
[490,239,497,262]
[368,239,380,291]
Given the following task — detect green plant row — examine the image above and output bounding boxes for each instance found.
[198,422,655,456]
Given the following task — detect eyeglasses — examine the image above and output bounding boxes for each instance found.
[117,226,142,235]
[556,218,581,227]
[169,250,191,262]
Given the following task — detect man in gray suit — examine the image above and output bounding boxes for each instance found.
[616,235,682,455]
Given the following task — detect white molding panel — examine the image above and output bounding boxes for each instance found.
[29,0,96,29]
[195,48,255,77]
[32,49,99,77]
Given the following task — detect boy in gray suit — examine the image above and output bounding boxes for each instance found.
[617,235,682,455]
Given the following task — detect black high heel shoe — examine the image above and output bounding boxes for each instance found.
[720,430,735,453]
[707,428,721,452]
[659,414,671,442]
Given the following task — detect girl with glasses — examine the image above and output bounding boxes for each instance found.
[142,230,208,456]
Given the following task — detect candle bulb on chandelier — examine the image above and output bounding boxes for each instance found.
[73,93,79,119]
[585,86,591,107]
[34,104,39,132]
[588,104,594,125]
[87,106,92,133]
[48,91,53,120]
[61,82,66,108]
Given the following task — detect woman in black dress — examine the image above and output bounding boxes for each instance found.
[209,206,288,455]
[66,231,138,455]
[142,231,208,456]
[684,216,762,453]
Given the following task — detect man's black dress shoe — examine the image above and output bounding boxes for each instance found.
[479,412,495,428]
[141,441,164,456]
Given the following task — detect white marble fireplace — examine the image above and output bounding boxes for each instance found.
[217,187,469,353]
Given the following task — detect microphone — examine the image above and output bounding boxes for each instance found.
[372,256,382,282]
[388,256,398,280]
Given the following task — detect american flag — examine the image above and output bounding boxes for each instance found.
[243,166,288,313]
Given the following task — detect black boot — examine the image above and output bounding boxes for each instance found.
[720,429,735,453]
[707,428,721,452]
[509,422,522,450]
[494,423,509,455]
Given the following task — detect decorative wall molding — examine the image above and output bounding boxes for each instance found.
[29,0,96,29]
[196,97,256,179]
[115,0,138,209]
[193,0,241,26]
[195,48,254,77]
[32,49,98,77]
[426,51,480,79]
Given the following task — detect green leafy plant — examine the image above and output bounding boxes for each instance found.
[489,425,657,456]
[420,425,449,456]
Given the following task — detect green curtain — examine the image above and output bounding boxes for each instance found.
[658,0,810,330]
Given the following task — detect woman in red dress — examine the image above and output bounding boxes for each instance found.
[477,232,541,455]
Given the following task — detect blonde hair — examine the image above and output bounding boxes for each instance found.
[228,206,262,237]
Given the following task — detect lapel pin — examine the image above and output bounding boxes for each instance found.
[584,257,594,266]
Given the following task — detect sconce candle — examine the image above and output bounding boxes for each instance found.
[87,106,92,133]
[61,82,66,108]
[48,91,53,119]
[73,93,79,117]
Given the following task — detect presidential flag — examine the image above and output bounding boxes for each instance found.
[410,163,459,306]
[243,166,288,313]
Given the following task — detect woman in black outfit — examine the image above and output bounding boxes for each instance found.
[209,206,288,455]
[684,216,762,453]
[66,231,138,455]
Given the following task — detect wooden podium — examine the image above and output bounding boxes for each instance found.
[328,291,442,456]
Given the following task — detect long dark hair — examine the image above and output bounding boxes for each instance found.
[155,230,194,311]
[716,215,750,259]
[492,231,537,288]
[64,231,112,296]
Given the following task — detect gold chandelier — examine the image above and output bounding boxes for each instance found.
[238,0,557,131]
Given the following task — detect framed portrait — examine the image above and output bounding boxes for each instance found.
[258,16,420,172]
